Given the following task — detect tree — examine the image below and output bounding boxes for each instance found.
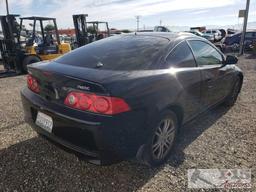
[44,24,55,32]
[121,29,131,33]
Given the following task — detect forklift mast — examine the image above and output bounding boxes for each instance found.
[73,14,88,47]
[0,14,23,72]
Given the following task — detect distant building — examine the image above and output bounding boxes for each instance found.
[58,29,75,36]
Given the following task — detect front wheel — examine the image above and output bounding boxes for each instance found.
[140,110,178,167]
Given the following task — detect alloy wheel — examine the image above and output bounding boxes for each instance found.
[152,118,176,160]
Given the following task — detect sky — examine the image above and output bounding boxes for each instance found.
[0,0,256,30]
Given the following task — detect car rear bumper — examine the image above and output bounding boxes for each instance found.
[21,88,148,165]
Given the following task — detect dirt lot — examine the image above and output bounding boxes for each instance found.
[0,55,255,191]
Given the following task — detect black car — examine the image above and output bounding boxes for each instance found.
[21,32,243,166]
[223,31,256,51]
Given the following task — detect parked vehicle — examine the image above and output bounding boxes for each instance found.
[227,28,238,35]
[223,31,256,51]
[203,29,222,41]
[21,32,243,166]
[188,30,214,42]
[153,26,171,32]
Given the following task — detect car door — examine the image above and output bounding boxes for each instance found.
[188,40,233,108]
[164,41,202,121]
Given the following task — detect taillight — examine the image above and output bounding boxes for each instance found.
[27,74,40,93]
[64,92,130,115]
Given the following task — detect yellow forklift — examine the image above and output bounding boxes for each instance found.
[0,15,71,74]
[72,14,110,48]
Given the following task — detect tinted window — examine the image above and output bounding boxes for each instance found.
[166,41,196,68]
[56,35,169,70]
[188,40,223,66]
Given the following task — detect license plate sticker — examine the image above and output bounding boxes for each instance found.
[35,112,53,133]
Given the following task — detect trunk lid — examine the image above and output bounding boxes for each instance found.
[28,61,112,103]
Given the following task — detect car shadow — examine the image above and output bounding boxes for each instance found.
[166,105,230,168]
[0,105,230,191]
[0,70,21,79]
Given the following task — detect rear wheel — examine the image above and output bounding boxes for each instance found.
[22,55,41,73]
[141,110,178,167]
[224,77,241,107]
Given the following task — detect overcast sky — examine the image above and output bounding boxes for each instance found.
[0,0,255,30]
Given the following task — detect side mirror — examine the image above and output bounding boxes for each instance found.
[225,55,238,65]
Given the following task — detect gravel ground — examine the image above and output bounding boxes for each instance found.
[0,55,255,191]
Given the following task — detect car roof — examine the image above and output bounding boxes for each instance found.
[124,32,203,45]
[127,32,198,40]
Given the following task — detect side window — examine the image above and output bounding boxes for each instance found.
[166,41,196,68]
[188,40,223,66]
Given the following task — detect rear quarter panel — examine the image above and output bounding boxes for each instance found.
[103,68,202,126]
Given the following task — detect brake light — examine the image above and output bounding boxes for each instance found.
[27,74,40,93]
[64,92,130,115]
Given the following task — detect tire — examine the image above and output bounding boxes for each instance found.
[224,77,242,107]
[22,55,41,73]
[140,110,178,167]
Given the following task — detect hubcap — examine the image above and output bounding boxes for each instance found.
[152,118,176,160]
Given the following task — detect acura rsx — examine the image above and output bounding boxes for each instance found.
[21,32,243,166]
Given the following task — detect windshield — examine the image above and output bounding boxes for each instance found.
[56,35,169,70]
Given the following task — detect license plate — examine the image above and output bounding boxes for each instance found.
[35,112,53,133]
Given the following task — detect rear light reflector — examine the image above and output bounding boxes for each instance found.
[27,74,40,93]
[64,92,130,115]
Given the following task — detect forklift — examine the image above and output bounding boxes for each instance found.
[72,14,110,48]
[0,14,22,74]
[0,15,71,74]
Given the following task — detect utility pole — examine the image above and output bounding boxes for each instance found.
[239,0,250,55]
[5,0,9,15]
[160,20,162,26]
[135,15,141,32]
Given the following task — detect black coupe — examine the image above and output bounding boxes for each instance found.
[21,32,243,166]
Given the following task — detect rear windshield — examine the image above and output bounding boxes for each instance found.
[56,35,169,70]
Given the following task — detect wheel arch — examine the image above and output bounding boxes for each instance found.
[237,72,244,92]
[165,104,184,128]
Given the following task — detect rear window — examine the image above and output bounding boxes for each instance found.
[56,35,169,70]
